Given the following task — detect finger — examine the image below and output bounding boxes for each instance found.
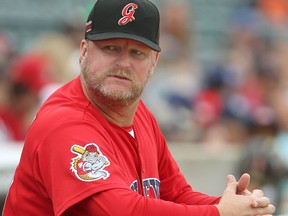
[237,173,251,194]
[252,189,264,198]
[224,175,237,194]
[239,188,252,196]
[256,215,273,216]
[254,204,275,215]
[252,197,270,208]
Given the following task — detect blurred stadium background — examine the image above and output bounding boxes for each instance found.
[1,0,288,215]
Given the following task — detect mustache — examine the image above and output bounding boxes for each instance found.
[107,68,132,78]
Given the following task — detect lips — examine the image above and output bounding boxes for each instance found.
[109,74,129,80]
[107,70,132,82]
[106,68,133,83]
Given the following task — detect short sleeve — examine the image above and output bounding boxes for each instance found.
[34,120,129,215]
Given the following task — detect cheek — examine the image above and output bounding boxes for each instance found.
[84,55,107,74]
[134,68,150,82]
[134,60,155,78]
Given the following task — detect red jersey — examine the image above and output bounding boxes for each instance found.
[3,77,220,216]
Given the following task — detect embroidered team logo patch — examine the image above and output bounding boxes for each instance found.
[70,143,110,182]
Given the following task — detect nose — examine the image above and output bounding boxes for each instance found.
[115,50,131,69]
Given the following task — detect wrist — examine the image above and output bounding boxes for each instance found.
[215,204,226,216]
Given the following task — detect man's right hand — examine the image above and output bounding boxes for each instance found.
[216,175,275,216]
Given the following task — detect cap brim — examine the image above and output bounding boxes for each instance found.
[86,32,161,52]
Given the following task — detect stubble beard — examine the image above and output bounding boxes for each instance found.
[81,57,150,107]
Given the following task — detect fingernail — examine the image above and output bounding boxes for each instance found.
[227,175,234,182]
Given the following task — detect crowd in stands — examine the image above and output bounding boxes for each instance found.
[144,1,288,213]
[0,0,288,214]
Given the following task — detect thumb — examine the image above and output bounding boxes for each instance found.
[237,173,251,194]
[224,174,237,195]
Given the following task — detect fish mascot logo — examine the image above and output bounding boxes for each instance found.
[70,143,110,182]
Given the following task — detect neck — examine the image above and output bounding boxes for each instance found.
[90,96,139,127]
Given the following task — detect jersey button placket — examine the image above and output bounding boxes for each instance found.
[138,147,145,176]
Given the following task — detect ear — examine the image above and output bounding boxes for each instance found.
[149,52,160,77]
[79,39,88,63]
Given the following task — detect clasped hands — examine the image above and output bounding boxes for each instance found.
[217,173,276,216]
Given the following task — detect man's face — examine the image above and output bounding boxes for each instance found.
[80,38,159,106]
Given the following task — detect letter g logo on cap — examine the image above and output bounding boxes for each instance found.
[118,3,138,26]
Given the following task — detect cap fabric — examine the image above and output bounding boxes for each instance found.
[85,0,161,52]
[85,144,98,153]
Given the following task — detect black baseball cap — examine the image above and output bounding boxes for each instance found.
[85,0,161,52]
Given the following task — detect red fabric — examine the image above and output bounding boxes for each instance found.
[0,108,26,141]
[194,89,223,127]
[63,189,220,216]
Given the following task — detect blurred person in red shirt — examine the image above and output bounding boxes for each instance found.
[0,52,55,142]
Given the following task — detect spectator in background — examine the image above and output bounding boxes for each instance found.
[0,32,15,66]
[0,32,15,107]
[0,52,56,142]
[30,18,84,83]
[194,3,277,148]
[191,65,250,148]
[143,0,202,142]
[227,3,288,214]
[268,85,288,214]
[158,0,194,63]
[237,135,285,215]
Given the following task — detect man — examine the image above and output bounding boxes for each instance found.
[3,0,275,215]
